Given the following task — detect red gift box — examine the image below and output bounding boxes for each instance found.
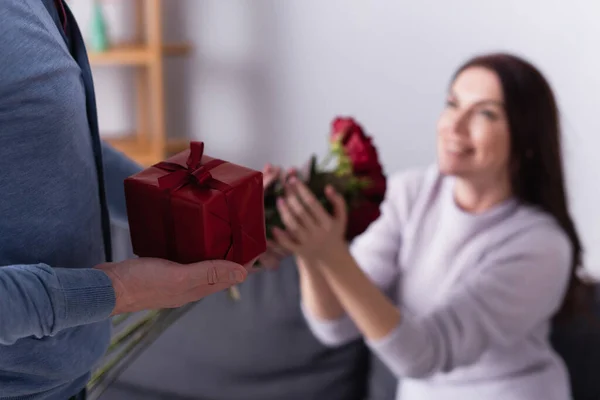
[124,141,267,266]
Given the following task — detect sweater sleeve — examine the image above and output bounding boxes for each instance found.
[301,170,424,346]
[366,224,572,379]
[101,141,143,226]
[0,264,116,345]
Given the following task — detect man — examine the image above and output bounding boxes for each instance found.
[0,1,253,399]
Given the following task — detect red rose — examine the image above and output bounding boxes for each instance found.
[330,117,387,239]
[344,136,384,175]
[331,116,386,199]
[331,117,359,142]
[330,117,384,175]
[345,199,382,241]
[358,171,386,201]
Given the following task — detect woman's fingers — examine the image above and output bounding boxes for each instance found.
[288,177,330,223]
[266,239,289,257]
[272,226,299,252]
[277,197,307,242]
[284,189,319,230]
[262,164,281,188]
[325,185,347,226]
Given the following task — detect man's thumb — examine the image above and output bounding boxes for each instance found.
[194,260,247,284]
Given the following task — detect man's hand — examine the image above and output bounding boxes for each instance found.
[96,258,248,316]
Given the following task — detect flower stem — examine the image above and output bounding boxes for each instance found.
[111,313,132,327]
[228,285,241,301]
[106,311,161,355]
[88,312,161,388]
[87,305,196,400]
[318,152,334,170]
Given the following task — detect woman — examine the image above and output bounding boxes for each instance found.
[270,53,594,399]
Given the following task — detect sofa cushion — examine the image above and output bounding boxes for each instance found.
[551,286,600,400]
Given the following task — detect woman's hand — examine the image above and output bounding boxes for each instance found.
[272,177,348,263]
[274,176,401,343]
[257,163,293,269]
[258,239,289,270]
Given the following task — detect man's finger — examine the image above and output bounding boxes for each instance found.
[216,263,247,284]
[192,282,241,300]
[187,260,247,286]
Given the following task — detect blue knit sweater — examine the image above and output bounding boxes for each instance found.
[0,1,141,399]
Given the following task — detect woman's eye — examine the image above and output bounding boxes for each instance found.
[445,99,457,108]
[479,109,498,120]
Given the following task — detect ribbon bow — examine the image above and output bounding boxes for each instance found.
[155,141,225,192]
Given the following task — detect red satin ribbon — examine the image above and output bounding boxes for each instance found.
[153,142,243,263]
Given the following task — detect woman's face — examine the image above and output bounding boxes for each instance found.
[436,67,511,182]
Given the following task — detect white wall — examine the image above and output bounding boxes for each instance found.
[70,0,600,275]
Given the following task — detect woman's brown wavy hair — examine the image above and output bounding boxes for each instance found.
[453,53,594,323]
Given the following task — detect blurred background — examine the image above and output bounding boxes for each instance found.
[66,1,600,398]
[70,0,600,274]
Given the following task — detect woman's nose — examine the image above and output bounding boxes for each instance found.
[449,109,470,135]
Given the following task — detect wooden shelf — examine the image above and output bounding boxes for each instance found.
[89,43,192,66]
[105,136,190,166]
[163,43,192,57]
[94,0,192,168]
[164,138,191,154]
[89,45,150,65]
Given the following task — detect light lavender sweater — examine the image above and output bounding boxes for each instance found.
[302,165,573,400]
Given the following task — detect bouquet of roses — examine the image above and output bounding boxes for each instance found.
[225,116,386,302]
[264,116,386,243]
